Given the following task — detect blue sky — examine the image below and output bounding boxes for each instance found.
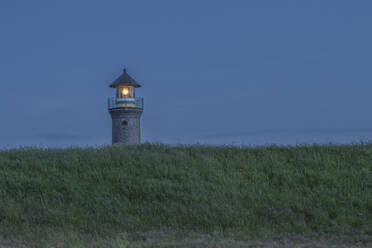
[1,0,372,147]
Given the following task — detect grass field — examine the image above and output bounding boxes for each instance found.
[0,144,371,247]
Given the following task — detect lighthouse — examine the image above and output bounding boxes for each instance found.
[108,68,144,145]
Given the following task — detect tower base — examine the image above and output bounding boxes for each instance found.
[109,107,143,145]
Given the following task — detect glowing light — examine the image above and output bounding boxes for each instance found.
[122,88,129,96]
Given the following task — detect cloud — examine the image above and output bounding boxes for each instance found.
[36,133,90,141]
[200,128,372,139]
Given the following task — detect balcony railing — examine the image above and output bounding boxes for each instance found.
[108,97,144,110]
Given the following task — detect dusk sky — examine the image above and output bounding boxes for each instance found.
[1,0,372,147]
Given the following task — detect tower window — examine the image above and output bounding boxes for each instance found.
[122,120,128,126]
[117,86,134,98]
[122,87,129,96]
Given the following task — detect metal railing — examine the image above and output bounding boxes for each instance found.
[108,97,144,109]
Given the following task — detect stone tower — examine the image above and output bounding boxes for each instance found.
[108,68,144,145]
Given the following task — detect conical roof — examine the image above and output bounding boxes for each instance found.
[109,68,142,88]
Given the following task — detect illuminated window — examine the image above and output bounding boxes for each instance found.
[117,86,134,98]
[122,87,129,96]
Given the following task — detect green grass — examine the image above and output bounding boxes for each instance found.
[0,144,371,247]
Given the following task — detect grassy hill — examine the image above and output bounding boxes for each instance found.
[0,144,371,247]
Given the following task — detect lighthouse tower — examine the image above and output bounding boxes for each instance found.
[108,68,144,145]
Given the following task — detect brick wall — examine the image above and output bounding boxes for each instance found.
[109,108,143,145]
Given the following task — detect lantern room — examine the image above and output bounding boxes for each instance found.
[108,68,143,109]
